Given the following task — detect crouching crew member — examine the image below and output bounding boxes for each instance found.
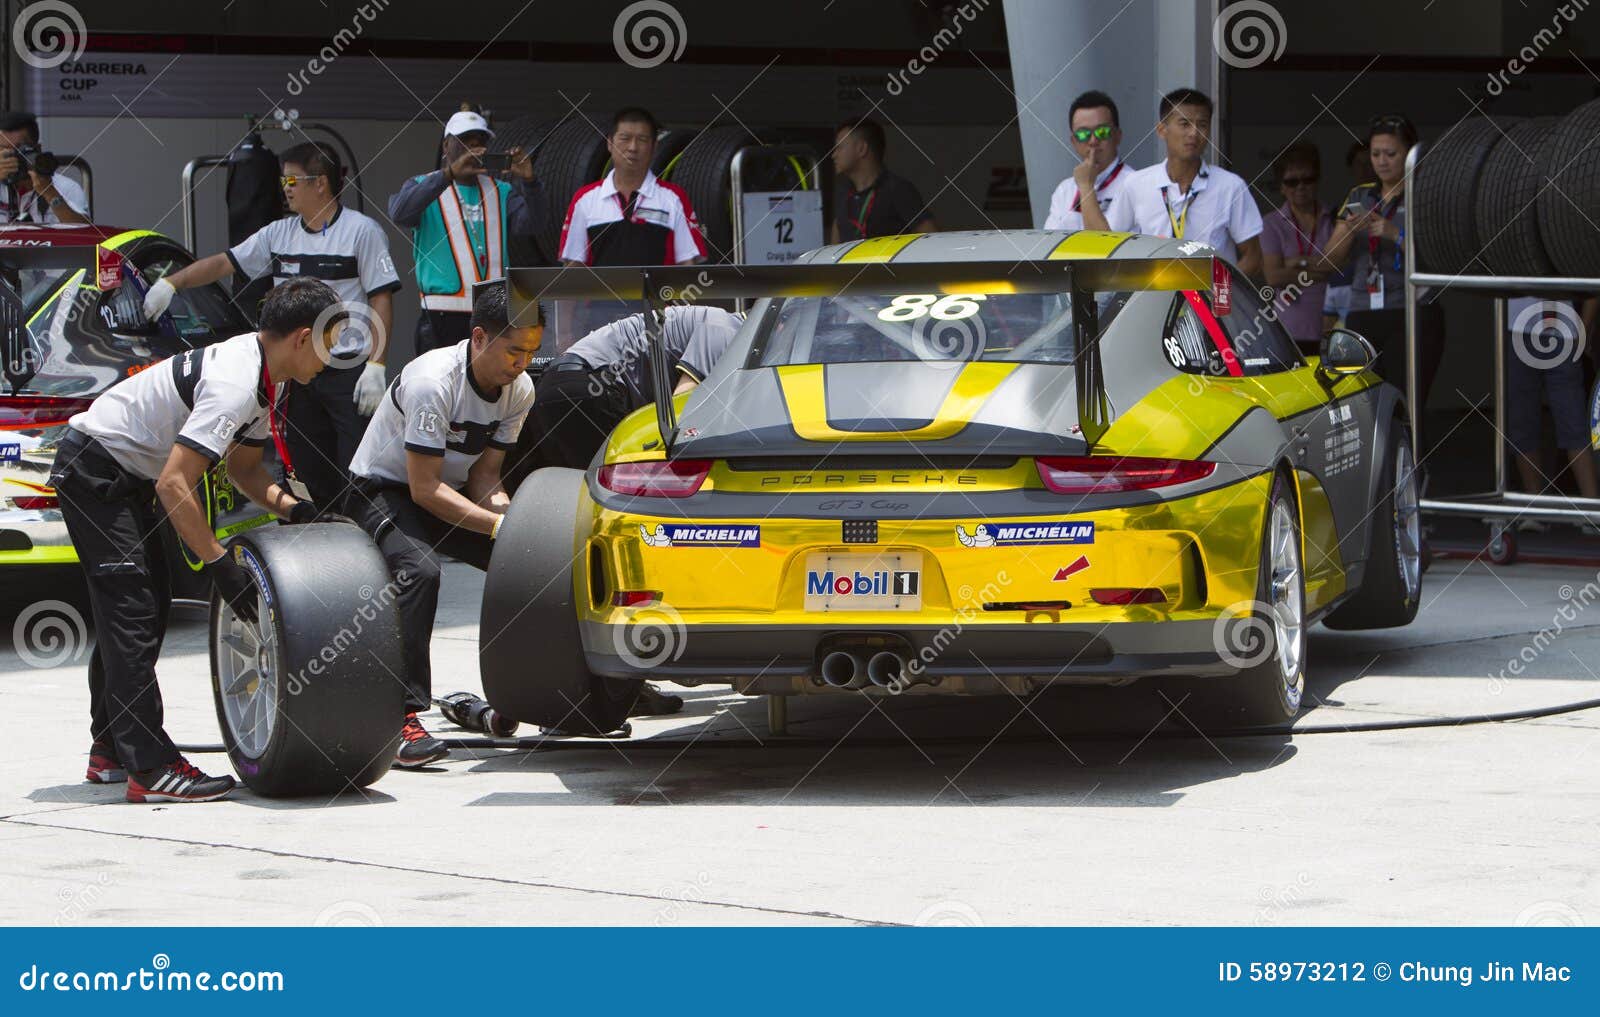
[346,281,539,767]
[530,305,743,469]
[53,279,343,803]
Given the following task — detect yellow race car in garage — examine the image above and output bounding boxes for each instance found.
[483,231,1422,734]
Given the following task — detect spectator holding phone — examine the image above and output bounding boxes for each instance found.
[389,108,545,355]
[1324,115,1443,446]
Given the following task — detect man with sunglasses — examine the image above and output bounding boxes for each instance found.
[347,281,539,767]
[1084,88,1262,277]
[1260,143,1337,351]
[1044,91,1132,232]
[143,141,401,512]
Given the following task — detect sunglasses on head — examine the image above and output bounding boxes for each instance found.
[1281,175,1318,187]
[280,174,323,187]
[1072,124,1115,142]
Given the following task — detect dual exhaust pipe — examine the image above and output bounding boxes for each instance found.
[820,649,917,690]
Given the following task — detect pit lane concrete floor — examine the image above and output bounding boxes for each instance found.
[2,557,1597,927]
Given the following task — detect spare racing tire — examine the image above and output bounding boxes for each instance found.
[670,125,812,262]
[209,523,404,797]
[494,115,564,268]
[651,127,699,180]
[480,467,641,733]
[1538,98,1600,276]
[528,114,613,263]
[1473,117,1558,277]
[1414,117,1509,274]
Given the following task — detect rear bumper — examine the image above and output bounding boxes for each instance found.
[580,617,1237,690]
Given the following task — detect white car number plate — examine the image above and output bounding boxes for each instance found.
[804,552,922,612]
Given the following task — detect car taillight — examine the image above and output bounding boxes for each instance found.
[597,459,712,498]
[1091,588,1168,606]
[0,395,95,431]
[10,495,57,510]
[1035,455,1215,494]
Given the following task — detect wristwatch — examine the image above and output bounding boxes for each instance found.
[47,195,67,211]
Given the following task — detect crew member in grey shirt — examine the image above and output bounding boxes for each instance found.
[528,305,743,469]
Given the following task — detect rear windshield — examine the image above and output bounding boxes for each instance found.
[751,290,1134,367]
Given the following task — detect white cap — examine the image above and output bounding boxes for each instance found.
[443,110,494,139]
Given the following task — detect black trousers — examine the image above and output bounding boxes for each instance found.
[283,357,363,510]
[50,431,177,773]
[1346,305,1446,454]
[416,310,472,356]
[348,481,494,712]
[533,359,635,470]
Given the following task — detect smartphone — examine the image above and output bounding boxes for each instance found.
[476,152,512,174]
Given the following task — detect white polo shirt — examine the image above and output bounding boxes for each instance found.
[1043,159,1132,231]
[69,332,275,480]
[348,338,534,490]
[1103,160,1263,260]
[228,206,401,357]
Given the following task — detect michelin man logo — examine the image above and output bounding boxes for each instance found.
[956,524,996,548]
[640,524,673,547]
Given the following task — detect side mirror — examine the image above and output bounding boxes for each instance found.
[1319,328,1377,378]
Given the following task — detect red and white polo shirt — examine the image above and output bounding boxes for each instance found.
[559,169,706,266]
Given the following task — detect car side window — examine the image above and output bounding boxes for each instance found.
[1160,294,1229,378]
[123,243,253,340]
[1209,266,1302,375]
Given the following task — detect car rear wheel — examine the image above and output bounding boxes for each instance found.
[479,467,641,733]
[208,523,404,797]
[1324,423,1423,629]
[1205,472,1307,728]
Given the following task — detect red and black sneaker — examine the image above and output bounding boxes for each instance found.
[126,757,235,804]
[395,713,449,768]
[86,741,126,785]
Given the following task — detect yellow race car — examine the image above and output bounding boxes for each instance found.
[483,231,1422,734]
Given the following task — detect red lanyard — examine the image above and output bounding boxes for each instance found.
[1287,208,1320,256]
[848,187,878,238]
[260,359,297,480]
[1072,160,1124,212]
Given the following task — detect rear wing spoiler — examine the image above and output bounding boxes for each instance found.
[506,256,1216,451]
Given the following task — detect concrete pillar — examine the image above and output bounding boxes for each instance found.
[1003,0,1219,227]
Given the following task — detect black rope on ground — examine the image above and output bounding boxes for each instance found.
[172,694,1600,754]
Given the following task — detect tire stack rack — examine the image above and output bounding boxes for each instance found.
[1404,100,1600,565]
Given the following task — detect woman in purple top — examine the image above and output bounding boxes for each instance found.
[1259,143,1337,352]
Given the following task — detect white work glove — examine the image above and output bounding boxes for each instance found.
[353,361,386,416]
[142,277,176,321]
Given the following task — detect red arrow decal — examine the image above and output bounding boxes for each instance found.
[1053,555,1090,581]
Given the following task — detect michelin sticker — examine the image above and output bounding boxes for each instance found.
[640,523,761,548]
[956,521,1094,547]
[0,442,20,463]
[233,545,273,608]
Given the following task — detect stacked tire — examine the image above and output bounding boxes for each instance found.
[1472,117,1558,277]
[1412,117,1504,274]
[1538,98,1600,277]
[663,125,811,262]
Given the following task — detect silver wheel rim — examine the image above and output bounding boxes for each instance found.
[215,592,276,758]
[1394,441,1422,601]
[1267,499,1304,703]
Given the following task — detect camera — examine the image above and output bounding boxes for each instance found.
[4,144,58,187]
